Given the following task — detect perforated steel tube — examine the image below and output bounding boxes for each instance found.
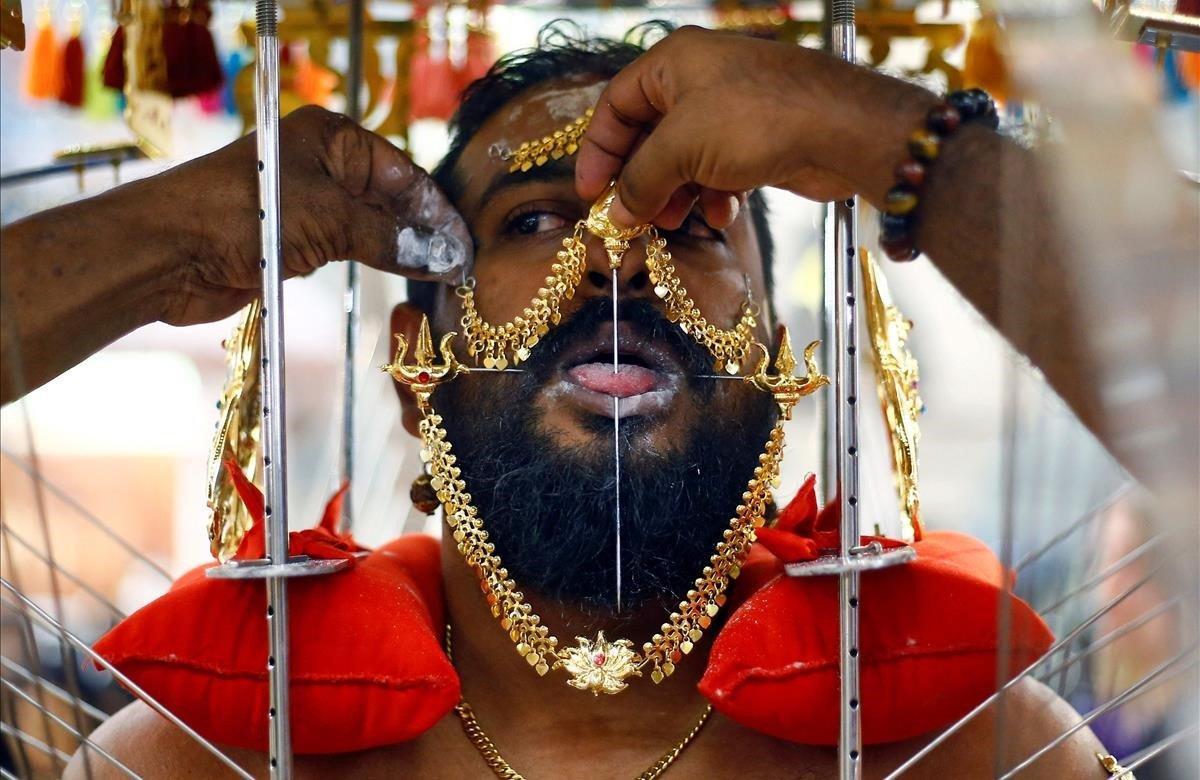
[253,1,293,775]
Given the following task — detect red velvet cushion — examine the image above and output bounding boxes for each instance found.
[699,530,1052,745]
[94,534,459,755]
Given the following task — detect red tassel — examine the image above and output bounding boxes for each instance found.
[58,34,85,107]
[101,26,126,91]
[161,0,223,98]
[24,10,61,100]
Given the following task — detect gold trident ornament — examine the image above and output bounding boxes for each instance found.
[585,183,650,269]
[746,327,830,420]
[382,315,468,409]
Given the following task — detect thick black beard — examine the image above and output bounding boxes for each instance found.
[438,297,776,614]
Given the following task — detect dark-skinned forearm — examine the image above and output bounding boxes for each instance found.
[909,125,1105,442]
[0,181,186,404]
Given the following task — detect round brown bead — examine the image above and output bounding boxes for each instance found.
[880,233,919,262]
[925,103,961,136]
[894,159,926,188]
[410,472,441,515]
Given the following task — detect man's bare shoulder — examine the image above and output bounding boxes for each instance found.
[64,701,267,779]
[700,677,1112,779]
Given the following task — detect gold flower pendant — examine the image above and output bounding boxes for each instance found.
[559,632,642,695]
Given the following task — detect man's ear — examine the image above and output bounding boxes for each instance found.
[389,302,427,438]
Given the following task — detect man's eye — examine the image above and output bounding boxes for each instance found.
[506,211,569,236]
[675,212,722,241]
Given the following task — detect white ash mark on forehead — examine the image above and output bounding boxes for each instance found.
[540,81,607,121]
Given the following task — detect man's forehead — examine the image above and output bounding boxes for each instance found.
[454,78,607,210]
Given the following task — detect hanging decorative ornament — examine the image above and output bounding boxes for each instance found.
[456,225,587,369]
[161,0,222,98]
[58,1,86,107]
[860,248,924,542]
[24,0,61,99]
[206,300,263,563]
[85,17,120,118]
[100,23,125,90]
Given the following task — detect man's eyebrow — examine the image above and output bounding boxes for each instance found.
[475,159,577,208]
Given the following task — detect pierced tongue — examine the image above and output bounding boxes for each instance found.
[568,363,660,398]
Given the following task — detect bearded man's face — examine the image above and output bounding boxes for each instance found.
[416,79,777,612]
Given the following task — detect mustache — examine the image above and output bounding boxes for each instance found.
[517,295,716,381]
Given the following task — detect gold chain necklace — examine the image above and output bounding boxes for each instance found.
[446,625,713,780]
[383,319,828,695]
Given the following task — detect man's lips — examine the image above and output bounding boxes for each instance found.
[549,323,684,420]
[566,363,661,398]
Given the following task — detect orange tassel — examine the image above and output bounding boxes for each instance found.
[963,15,1011,106]
[24,6,62,100]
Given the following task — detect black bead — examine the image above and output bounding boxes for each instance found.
[880,211,916,240]
[947,90,976,118]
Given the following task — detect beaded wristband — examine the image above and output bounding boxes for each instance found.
[879,88,999,262]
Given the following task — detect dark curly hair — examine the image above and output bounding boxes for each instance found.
[408,21,774,310]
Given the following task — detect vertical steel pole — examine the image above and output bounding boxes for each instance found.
[339,0,366,533]
[254,1,293,775]
[829,2,862,778]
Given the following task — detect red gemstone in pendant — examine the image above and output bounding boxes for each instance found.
[593,652,606,666]
[417,371,431,383]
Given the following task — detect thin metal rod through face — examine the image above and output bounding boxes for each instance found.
[996,644,1199,779]
[883,561,1168,778]
[0,449,172,582]
[0,583,256,780]
[612,270,623,612]
[1,677,141,779]
[1,656,110,722]
[469,367,745,381]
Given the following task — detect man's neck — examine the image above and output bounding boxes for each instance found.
[440,538,715,763]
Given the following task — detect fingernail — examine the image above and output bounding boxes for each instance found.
[610,194,636,228]
[725,194,741,226]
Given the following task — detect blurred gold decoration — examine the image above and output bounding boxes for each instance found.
[860,248,923,542]
[780,2,966,89]
[206,300,263,562]
[2,0,25,51]
[964,14,1012,105]
[237,4,412,140]
[745,329,829,420]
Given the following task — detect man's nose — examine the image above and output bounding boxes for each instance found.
[578,232,655,300]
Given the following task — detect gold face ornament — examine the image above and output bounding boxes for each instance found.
[382,111,829,695]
